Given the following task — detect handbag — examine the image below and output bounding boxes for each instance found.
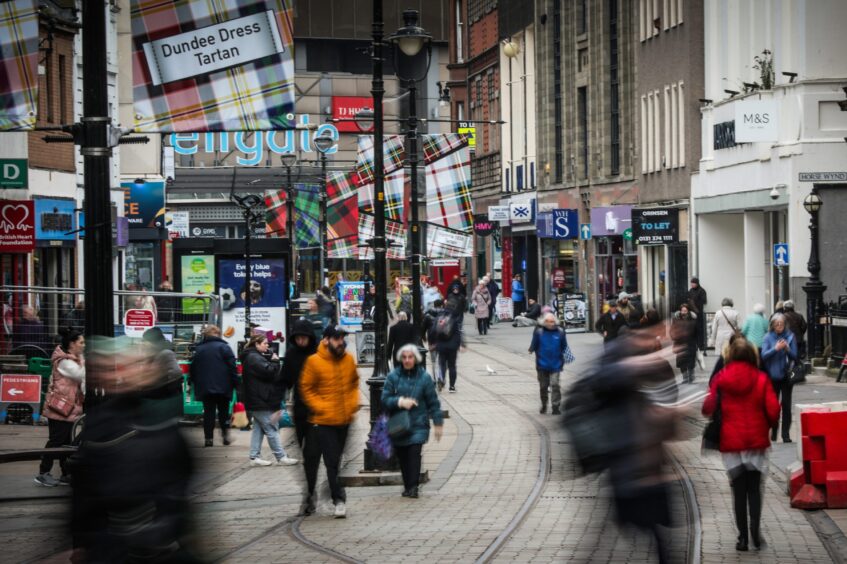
[702,390,721,451]
[46,389,75,418]
[721,310,742,339]
[387,376,418,440]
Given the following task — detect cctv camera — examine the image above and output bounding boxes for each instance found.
[769,187,780,200]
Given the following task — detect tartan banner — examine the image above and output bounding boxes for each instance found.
[327,173,359,259]
[294,183,320,249]
[358,213,406,260]
[130,0,295,132]
[264,189,287,236]
[422,132,471,165]
[0,0,39,130]
[357,169,405,221]
[326,170,357,206]
[425,138,474,236]
[327,235,357,259]
[355,134,405,186]
[426,224,474,258]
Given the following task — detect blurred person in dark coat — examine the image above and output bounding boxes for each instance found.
[388,311,419,367]
[671,303,698,384]
[283,319,319,449]
[189,325,238,447]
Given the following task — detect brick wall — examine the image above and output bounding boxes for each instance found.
[28,28,76,173]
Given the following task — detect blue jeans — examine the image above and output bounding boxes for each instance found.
[250,410,286,460]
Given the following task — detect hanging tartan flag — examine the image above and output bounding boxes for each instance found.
[0,0,39,130]
[358,213,406,260]
[264,189,287,237]
[327,171,359,259]
[424,134,474,257]
[355,134,406,185]
[294,184,320,249]
[357,169,405,221]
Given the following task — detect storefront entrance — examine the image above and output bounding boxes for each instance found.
[595,236,638,309]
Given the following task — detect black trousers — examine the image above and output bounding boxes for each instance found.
[304,424,349,504]
[294,413,309,450]
[395,443,423,492]
[438,348,459,388]
[202,394,230,440]
[771,378,793,440]
[731,469,763,542]
[696,313,707,351]
[40,418,73,475]
[476,317,488,335]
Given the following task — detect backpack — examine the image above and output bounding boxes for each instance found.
[433,311,456,340]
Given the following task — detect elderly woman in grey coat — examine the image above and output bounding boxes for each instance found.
[471,280,492,336]
[710,297,740,356]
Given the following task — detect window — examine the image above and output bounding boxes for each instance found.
[487,68,496,100]
[456,101,465,121]
[577,0,587,34]
[639,0,646,41]
[553,0,563,182]
[678,0,684,24]
[670,84,678,167]
[45,51,54,123]
[455,0,464,63]
[468,0,497,23]
[59,54,67,124]
[653,90,661,171]
[663,0,670,30]
[609,0,620,175]
[641,95,648,173]
[578,48,588,72]
[652,0,659,36]
[678,81,685,166]
[578,87,588,179]
[646,92,654,172]
[663,86,670,169]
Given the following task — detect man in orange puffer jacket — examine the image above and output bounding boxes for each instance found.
[299,325,360,518]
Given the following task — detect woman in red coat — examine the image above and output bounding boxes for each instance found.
[703,337,780,552]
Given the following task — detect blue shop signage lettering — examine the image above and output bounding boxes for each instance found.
[170,115,340,166]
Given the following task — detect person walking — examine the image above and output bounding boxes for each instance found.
[529,313,573,414]
[395,285,413,320]
[710,298,740,357]
[241,335,298,467]
[617,292,644,327]
[428,303,465,393]
[511,274,525,318]
[702,338,780,551]
[189,325,238,447]
[300,325,360,518]
[282,319,319,449]
[381,344,444,498]
[446,283,467,324]
[688,277,708,354]
[761,313,798,442]
[35,327,85,487]
[783,300,808,381]
[471,280,492,335]
[388,311,419,367]
[486,273,500,327]
[595,300,628,346]
[741,303,769,351]
[671,303,698,384]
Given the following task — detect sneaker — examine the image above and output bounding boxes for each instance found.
[34,473,59,487]
[250,457,273,467]
[334,502,347,518]
[57,475,72,486]
[204,439,213,447]
[449,387,456,393]
[276,456,299,466]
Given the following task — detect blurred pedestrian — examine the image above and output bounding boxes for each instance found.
[35,327,85,487]
[388,311,419,367]
[671,303,698,384]
[471,280,492,335]
[395,285,413,320]
[486,273,500,327]
[382,344,444,498]
[428,302,465,393]
[702,338,779,551]
[302,298,325,341]
[617,292,643,327]
[423,282,442,313]
[64,300,85,333]
[529,312,572,414]
[283,319,318,449]
[741,303,769,351]
[241,334,298,466]
[688,277,708,354]
[317,286,337,326]
[422,299,445,387]
[156,280,176,323]
[511,274,525,317]
[595,300,627,346]
[446,283,467,323]
[513,298,542,327]
[783,300,807,381]
[189,325,237,447]
[710,297,740,356]
[761,313,798,443]
[13,305,50,354]
[300,325,360,518]
[142,327,184,421]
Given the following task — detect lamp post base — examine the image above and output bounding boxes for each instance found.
[803,280,827,360]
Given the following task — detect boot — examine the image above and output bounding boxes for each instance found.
[552,406,560,415]
[222,428,232,446]
[539,402,547,414]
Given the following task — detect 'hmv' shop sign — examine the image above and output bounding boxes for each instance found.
[632,208,679,245]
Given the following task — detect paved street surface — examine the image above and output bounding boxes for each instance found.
[2,319,847,563]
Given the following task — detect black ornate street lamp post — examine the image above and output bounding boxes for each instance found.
[802,187,826,359]
[280,153,297,335]
[314,132,334,289]
[388,9,432,332]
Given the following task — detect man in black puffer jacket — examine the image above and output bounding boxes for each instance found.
[283,319,318,448]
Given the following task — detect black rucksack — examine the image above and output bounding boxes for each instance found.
[433,311,456,340]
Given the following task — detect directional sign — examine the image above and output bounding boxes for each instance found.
[0,159,27,189]
[580,223,591,240]
[0,374,41,403]
[774,243,789,266]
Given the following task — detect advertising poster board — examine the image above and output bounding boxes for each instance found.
[495,296,514,321]
[337,281,365,328]
[180,255,215,314]
[557,292,588,333]
[218,258,286,350]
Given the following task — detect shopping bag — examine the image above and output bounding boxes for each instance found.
[366,414,393,461]
[231,402,249,429]
[696,349,705,370]
[274,406,294,429]
[563,345,576,365]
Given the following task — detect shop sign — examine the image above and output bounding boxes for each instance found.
[510,200,534,223]
[0,159,27,189]
[556,292,588,332]
[190,225,226,238]
[488,205,510,221]
[114,217,129,247]
[122,180,165,229]
[552,268,566,289]
[473,213,495,236]
[589,205,632,237]
[632,208,679,244]
[713,120,737,150]
[734,100,778,143]
[0,200,34,253]
[180,255,215,314]
[332,96,373,132]
[166,211,190,238]
[34,198,76,241]
[457,122,476,148]
[536,209,578,240]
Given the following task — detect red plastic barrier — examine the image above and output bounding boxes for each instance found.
[790,408,847,509]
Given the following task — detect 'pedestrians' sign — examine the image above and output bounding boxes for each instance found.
[580,224,591,239]
[774,243,789,266]
[0,159,27,189]
[0,374,41,403]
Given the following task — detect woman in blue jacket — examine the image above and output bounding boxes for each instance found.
[760,313,798,443]
[529,313,573,415]
[381,344,444,498]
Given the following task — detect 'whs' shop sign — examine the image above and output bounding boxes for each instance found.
[536,209,578,240]
[632,208,679,244]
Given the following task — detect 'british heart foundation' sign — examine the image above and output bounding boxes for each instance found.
[0,200,35,253]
